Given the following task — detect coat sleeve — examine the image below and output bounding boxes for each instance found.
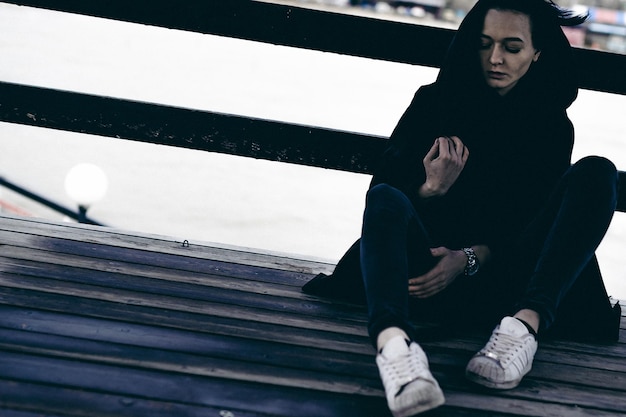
[369,84,440,201]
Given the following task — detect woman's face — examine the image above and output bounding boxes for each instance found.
[479,9,541,96]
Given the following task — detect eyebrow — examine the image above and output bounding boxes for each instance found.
[481,34,525,43]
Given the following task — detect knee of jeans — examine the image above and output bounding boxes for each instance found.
[570,156,618,194]
[365,184,412,218]
[572,156,617,179]
[367,183,404,205]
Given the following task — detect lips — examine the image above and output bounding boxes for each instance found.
[487,71,506,80]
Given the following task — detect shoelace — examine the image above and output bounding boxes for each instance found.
[480,332,525,366]
[381,350,427,394]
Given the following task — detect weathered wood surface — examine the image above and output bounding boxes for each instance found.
[0,214,624,416]
[0,81,386,175]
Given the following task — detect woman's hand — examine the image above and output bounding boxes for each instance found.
[408,247,466,298]
[419,136,469,198]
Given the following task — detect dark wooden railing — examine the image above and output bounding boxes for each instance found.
[1,0,625,211]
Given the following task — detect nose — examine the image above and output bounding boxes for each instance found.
[489,45,504,65]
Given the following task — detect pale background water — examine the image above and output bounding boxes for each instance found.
[1,3,625,299]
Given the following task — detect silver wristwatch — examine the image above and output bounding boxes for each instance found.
[462,247,479,276]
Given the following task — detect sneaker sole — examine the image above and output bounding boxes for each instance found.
[465,369,524,390]
[391,388,445,417]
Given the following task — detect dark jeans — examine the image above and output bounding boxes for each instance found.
[360,156,619,344]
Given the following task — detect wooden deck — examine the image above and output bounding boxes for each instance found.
[0,214,625,417]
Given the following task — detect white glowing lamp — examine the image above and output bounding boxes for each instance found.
[64,163,108,208]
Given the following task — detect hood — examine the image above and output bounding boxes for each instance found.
[435,0,583,113]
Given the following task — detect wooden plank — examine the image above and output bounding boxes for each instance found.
[4,0,625,94]
[1,216,625,416]
[2,250,626,364]
[0,351,388,417]
[0,253,368,324]
[0,379,270,417]
[5,303,621,393]
[4,249,616,352]
[0,0,458,69]
[2,309,623,395]
[0,214,336,276]
[1,215,622,343]
[1,266,623,384]
[0,272,367,337]
[0,329,381,396]
[442,390,626,417]
[3,327,624,416]
[1,216,622,357]
[3,304,621,415]
[0,306,374,378]
[1,245,622,349]
[0,236,317,290]
[0,286,372,354]
[3,335,624,416]
[3,380,551,417]
[0,81,386,175]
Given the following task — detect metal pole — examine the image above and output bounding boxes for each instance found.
[0,176,105,226]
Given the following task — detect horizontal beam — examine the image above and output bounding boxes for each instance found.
[1,0,452,68]
[4,0,626,94]
[0,81,385,174]
[1,81,624,212]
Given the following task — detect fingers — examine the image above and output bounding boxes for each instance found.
[449,135,463,151]
[425,136,467,162]
[421,136,469,197]
[442,136,468,158]
[429,137,466,166]
[449,136,470,162]
[450,136,469,163]
[408,274,445,298]
[408,247,458,298]
[436,136,451,157]
[429,246,447,257]
[409,255,441,297]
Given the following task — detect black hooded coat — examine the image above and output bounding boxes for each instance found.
[303,0,621,341]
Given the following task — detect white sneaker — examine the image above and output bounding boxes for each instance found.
[465,316,538,389]
[376,336,445,417]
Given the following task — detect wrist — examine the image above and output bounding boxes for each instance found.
[462,247,480,277]
[418,181,440,199]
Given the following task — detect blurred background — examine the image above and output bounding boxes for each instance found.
[1,0,625,298]
[284,0,626,52]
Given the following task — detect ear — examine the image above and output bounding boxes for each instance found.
[533,49,541,62]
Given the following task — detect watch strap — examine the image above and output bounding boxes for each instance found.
[462,247,479,276]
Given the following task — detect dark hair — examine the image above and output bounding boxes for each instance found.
[485,0,587,51]
[435,0,586,112]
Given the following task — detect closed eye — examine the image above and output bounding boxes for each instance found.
[479,36,492,50]
[504,41,523,53]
